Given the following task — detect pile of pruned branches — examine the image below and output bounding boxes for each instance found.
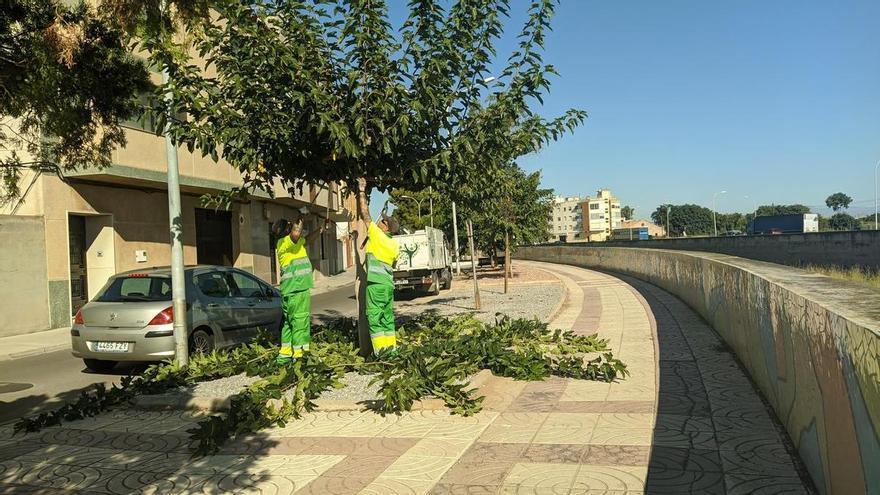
[15,313,627,456]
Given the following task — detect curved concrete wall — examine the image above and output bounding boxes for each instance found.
[517,246,880,495]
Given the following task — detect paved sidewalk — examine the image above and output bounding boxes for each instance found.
[0,261,811,494]
[0,327,70,362]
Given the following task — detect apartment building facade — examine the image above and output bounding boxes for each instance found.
[548,196,583,242]
[581,189,622,242]
[0,113,354,337]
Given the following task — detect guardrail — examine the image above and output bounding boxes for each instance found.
[517,245,880,495]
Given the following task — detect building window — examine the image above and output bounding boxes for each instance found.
[590,203,600,210]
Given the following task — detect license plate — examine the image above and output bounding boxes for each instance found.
[394,279,408,286]
[94,341,130,352]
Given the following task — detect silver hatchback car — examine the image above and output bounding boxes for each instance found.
[71,266,282,372]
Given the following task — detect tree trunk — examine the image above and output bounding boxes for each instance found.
[503,230,509,294]
[354,190,372,356]
[467,220,481,310]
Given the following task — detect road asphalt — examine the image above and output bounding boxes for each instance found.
[0,284,358,425]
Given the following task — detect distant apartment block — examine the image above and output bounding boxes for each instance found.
[548,196,583,242]
[581,189,622,242]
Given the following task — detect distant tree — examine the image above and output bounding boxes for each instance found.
[651,204,713,237]
[620,205,634,221]
[825,193,853,212]
[755,204,811,217]
[388,188,450,236]
[716,213,747,233]
[829,213,857,231]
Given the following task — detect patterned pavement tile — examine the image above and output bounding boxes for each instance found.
[646,447,722,473]
[718,440,801,477]
[202,473,318,494]
[502,462,580,492]
[0,461,103,492]
[297,455,389,481]
[643,467,726,494]
[429,483,501,494]
[459,442,528,463]
[553,401,655,414]
[570,465,647,492]
[521,444,588,464]
[724,474,809,495]
[588,429,655,448]
[594,414,654,430]
[360,477,436,495]
[406,438,475,457]
[441,460,514,486]
[80,470,212,495]
[580,446,650,466]
[295,475,375,495]
[532,414,599,444]
[379,455,459,481]
[478,413,547,444]
[241,453,346,476]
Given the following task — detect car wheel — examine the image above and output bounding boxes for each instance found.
[83,359,117,373]
[190,328,215,355]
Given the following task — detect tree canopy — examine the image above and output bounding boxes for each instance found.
[755,204,811,217]
[149,0,585,202]
[650,204,713,237]
[620,205,634,221]
[825,192,853,212]
[1,0,150,206]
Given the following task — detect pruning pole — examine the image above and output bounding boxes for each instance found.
[467,220,481,310]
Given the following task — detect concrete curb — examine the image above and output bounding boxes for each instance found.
[130,369,496,414]
[0,343,70,362]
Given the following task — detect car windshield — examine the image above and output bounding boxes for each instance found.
[96,276,172,302]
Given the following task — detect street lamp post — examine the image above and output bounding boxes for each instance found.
[665,205,672,238]
[874,160,879,230]
[398,195,423,222]
[712,190,727,237]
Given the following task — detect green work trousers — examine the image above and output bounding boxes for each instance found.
[277,289,311,363]
[366,282,396,353]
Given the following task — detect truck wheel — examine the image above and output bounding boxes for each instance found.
[441,268,452,290]
[428,271,441,296]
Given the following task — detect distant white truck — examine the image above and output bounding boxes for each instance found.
[393,227,453,295]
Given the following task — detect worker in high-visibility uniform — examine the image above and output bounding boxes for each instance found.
[272,208,328,364]
[357,178,400,354]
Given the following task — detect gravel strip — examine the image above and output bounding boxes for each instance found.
[396,282,564,324]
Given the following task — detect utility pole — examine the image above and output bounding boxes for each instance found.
[466,220,481,310]
[429,186,434,229]
[161,40,188,366]
[666,205,672,238]
[712,190,727,237]
[874,160,879,230]
[452,201,461,275]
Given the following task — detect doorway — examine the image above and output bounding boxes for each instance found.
[268,222,278,285]
[68,215,88,315]
[195,209,233,266]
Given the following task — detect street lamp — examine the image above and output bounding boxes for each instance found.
[665,204,672,238]
[398,195,423,221]
[712,190,727,237]
[744,195,757,232]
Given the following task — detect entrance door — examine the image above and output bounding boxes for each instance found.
[195,209,233,266]
[68,215,88,315]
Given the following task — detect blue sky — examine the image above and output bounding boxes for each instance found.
[378,0,880,218]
